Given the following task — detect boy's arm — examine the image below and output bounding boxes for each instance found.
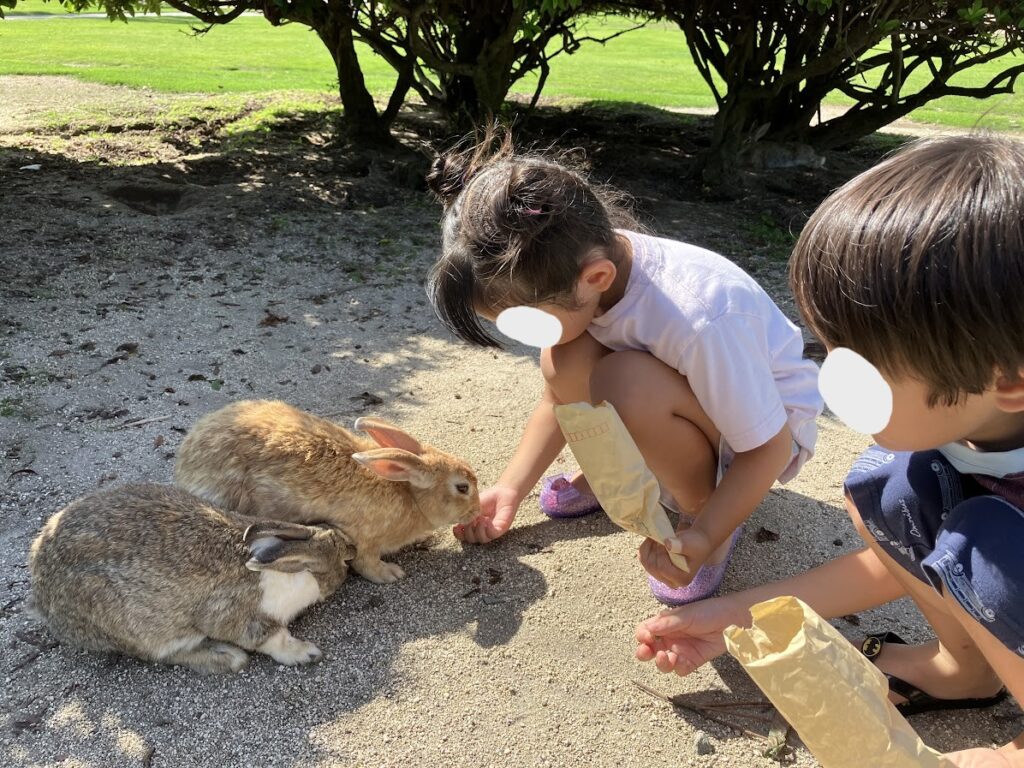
[635,545,907,675]
[666,422,795,577]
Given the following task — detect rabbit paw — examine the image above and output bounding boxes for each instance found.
[167,640,249,674]
[355,558,406,584]
[259,629,323,666]
[210,643,250,673]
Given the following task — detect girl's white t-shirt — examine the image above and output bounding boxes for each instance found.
[587,230,822,482]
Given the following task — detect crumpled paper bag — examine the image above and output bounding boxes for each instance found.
[554,401,689,573]
[724,596,952,768]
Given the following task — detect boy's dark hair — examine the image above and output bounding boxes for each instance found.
[790,134,1024,406]
[425,128,637,347]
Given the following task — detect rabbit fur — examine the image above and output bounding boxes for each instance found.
[29,483,356,674]
[174,400,480,584]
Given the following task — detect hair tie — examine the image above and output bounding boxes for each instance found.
[524,207,544,215]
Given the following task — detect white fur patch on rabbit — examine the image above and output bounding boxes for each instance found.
[258,570,321,624]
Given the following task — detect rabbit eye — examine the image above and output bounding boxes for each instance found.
[455,482,470,495]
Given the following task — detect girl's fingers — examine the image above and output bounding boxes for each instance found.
[460,521,487,544]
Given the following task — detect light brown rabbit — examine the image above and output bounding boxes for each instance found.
[29,483,356,674]
[174,400,480,584]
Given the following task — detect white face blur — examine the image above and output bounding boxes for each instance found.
[818,347,894,435]
[817,345,1013,452]
[495,306,564,348]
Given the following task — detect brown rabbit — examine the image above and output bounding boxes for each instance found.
[174,400,480,584]
[29,483,356,674]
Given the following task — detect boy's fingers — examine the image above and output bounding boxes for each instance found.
[635,643,655,662]
[654,650,678,674]
[635,625,655,644]
[641,610,693,637]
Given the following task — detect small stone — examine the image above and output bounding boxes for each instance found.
[695,733,715,755]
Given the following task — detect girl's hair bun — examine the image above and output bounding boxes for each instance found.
[425,152,471,208]
[426,125,514,209]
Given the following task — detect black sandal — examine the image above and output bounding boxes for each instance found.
[861,631,1008,716]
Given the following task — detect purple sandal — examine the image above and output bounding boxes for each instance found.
[539,473,602,519]
[648,525,744,606]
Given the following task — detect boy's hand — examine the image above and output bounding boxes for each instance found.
[454,485,519,544]
[635,596,742,676]
[945,749,1014,767]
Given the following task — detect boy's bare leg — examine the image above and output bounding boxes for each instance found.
[588,350,725,562]
[847,497,1006,703]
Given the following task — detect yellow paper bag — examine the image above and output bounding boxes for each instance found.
[724,596,952,768]
[554,401,689,573]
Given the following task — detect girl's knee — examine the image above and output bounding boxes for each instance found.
[590,350,663,405]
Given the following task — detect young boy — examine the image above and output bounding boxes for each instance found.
[634,134,1024,765]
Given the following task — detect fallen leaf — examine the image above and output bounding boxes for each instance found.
[11,705,48,734]
[350,391,383,407]
[754,526,780,543]
[15,629,58,650]
[259,310,289,327]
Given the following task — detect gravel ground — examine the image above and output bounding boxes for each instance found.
[1,76,1020,768]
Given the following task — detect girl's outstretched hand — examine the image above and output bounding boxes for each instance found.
[635,597,745,676]
[454,485,519,544]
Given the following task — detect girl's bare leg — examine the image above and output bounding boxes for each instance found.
[588,350,727,562]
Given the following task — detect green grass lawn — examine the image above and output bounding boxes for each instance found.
[0,8,1021,132]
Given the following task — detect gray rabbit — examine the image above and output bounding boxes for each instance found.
[29,483,355,673]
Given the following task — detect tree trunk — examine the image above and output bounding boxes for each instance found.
[441,3,516,129]
[697,83,761,195]
[318,22,394,146]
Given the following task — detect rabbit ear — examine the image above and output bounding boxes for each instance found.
[353,417,424,455]
[246,537,321,573]
[351,448,433,488]
[245,528,353,573]
[242,521,315,544]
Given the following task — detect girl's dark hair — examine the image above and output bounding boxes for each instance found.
[425,127,637,347]
[789,134,1024,406]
